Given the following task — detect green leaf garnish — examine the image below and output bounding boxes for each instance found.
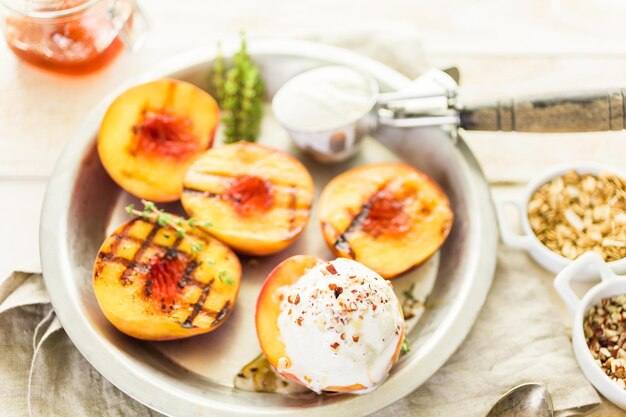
[191,242,203,255]
[125,201,214,253]
[143,201,156,211]
[218,270,235,286]
[211,35,264,144]
[401,337,411,355]
[403,289,415,301]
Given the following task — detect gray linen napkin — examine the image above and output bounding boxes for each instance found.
[0,248,600,417]
[0,27,601,416]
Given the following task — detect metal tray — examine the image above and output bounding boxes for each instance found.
[40,39,497,417]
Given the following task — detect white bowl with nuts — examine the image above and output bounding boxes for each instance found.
[554,252,626,410]
[496,163,626,278]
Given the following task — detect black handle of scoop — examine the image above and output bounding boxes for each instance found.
[459,89,626,132]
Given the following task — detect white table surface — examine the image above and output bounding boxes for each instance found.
[2,0,626,413]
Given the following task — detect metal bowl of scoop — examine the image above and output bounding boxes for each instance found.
[272,65,459,163]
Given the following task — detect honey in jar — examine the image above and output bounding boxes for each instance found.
[0,0,147,75]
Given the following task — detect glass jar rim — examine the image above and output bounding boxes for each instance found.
[0,0,104,19]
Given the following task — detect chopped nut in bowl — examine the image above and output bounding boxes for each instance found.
[554,252,626,410]
[495,163,626,278]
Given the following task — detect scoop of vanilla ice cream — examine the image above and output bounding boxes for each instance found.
[276,258,404,393]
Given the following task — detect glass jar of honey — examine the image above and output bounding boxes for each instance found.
[0,0,148,75]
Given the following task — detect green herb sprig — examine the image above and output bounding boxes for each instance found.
[401,337,411,355]
[210,36,265,144]
[210,43,226,104]
[125,200,212,254]
[218,270,235,286]
[125,201,234,285]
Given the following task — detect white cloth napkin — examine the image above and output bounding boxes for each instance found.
[0,26,601,417]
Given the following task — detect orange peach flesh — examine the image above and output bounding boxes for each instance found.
[181,143,314,255]
[98,78,219,202]
[93,218,241,340]
[318,162,453,279]
[255,255,323,373]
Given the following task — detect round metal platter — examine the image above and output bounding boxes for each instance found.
[40,39,497,417]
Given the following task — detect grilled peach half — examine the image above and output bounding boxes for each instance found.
[255,255,323,385]
[93,217,241,340]
[318,162,453,278]
[181,143,314,256]
[98,79,219,202]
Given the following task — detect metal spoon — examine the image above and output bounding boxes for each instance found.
[486,383,554,417]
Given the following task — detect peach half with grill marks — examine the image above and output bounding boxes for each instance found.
[93,217,241,340]
[318,162,453,279]
[181,143,314,256]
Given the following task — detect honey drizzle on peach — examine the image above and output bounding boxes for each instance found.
[132,111,201,159]
[228,175,274,216]
[362,189,410,237]
[145,249,188,311]
[321,163,452,279]
[333,182,412,257]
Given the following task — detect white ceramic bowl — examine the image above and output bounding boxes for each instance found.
[495,162,626,278]
[554,252,626,410]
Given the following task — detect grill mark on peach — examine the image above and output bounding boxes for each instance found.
[97,228,182,273]
[98,252,207,289]
[107,228,204,253]
[332,182,392,258]
[184,184,304,199]
[172,233,184,249]
[97,252,138,269]
[182,186,225,200]
[172,233,199,291]
[189,171,239,180]
[211,301,231,326]
[190,170,305,189]
[94,221,136,279]
[183,186,309,216]
[287,186,297,232]
[119,223,161,286]
[181,279,214,328]
[178,259,199,290]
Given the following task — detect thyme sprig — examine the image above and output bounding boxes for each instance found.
[218,270,235,286]
[124,201,234,285]
[210,43,226,104]
[209,35,265,144]
[401,337,411,355]
[125,200,212,254]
